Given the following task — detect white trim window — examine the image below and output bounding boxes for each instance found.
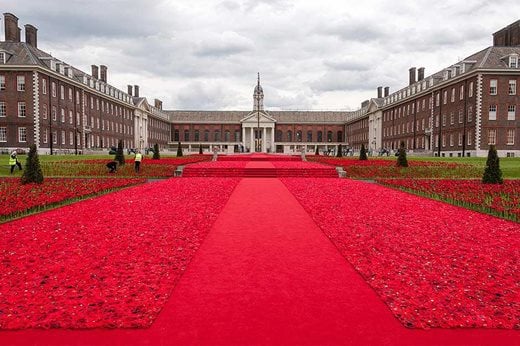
[0,127,6,142]
[460,85,464,100]
[61,130,65,145]
[451,88,455,102]
[61,108,65,123]
[469,82,474,97]
[489,105,497,120]
[18,127,27,142]
[42,78,47,94]
[509,80,517,95]
[442,134,446,147]
[43,129,48,144]
[53,131,57,144]
[18,102,26,117]
[508,105,516,120]
[0,52,5,64]
[488,129,497,145]
[467,130,472,146]
[506,129,515,145]
[510,55,518,68]
[459,110,463,123]
[449,133,454,146]
[52,82,56,97]
[17,75,25,91]
[68,88,73,100]
[52,106,57,121]
[69,131,74,145]
[42,104,48,119]
[60,85,64,100]
[69,110,73,124]
[490,79,497,95]
[0,75,5,90]
[0,102,6,117]
[458,132,463,146]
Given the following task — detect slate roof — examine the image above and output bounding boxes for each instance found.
[166,110,352,123]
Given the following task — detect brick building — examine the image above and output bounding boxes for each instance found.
[0,13,169,154]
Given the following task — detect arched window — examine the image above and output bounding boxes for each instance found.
[307,131,313,142]
[184,129,190,142]
[204,130,209,142]
[174,129,179,142]
[296,130,302,142]
[214,130,221,142]
[317,131,323,142]
[337,131,343,142]
[224,130,230,142]
[194,130,200,141]
[234,130,241,142]
[327,131,333,142]
[276,130,283,141]
[287,130,293,142]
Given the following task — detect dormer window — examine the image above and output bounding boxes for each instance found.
[0,52,5,64]
[510,55,518,68]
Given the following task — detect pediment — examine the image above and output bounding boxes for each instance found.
[241,111,276,123]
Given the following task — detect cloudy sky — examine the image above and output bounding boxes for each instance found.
[3,0,520,110]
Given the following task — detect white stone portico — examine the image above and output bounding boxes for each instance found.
[240,111,276,153]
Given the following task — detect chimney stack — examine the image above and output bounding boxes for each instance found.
[91,65,99,80]
[24,24,37,47]
[418,67,425,81]
[409,67,416,85]
[127,85,133,96]
[100,65,107,82]
[377,86,383,98]
[4,13,20,42]
[154,99,163,110]
[384,87,389,97]
[134,85,140,98]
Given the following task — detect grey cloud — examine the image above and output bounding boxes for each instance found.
[194,32,255,57]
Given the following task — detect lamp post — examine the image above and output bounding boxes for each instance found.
[255,73,261,152]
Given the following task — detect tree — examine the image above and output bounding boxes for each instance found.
[336,144,343,157]
[199,144,203,155]
[396,141,408,167]
[482,145,503,184]
[176,141,183,157]
[115,139,125,165]
[152,143,160,160]
[21,144,44,184]
[359,144,368,160]
[315,145,320,155]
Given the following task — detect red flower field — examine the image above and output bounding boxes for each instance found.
[0,178,239,329]
[378,179,520,221]
[0,177,145,220]
[282,178,520,329]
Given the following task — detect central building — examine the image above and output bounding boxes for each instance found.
[167,74,352,154]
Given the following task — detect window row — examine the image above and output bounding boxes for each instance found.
[0,75,25,91]
[489,79,517,95]
[488,104,517,121]
[276,130,342,143]
[174,129,241,142]
[0,102,26,117]
[0,127,27,142]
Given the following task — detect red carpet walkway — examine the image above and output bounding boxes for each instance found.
[1,178,518,345]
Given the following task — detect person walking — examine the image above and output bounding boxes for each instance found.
[134,150,143,173]
[9,151,23,174]
[106,160,117,173]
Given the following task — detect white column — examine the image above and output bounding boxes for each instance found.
[242,127,246,149]
[262,127,267,152]
[271,127,275,152]
[250,127,255,152]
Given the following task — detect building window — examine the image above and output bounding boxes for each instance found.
[458,132,462,146]
[17,76,25,91]
[173,129,179,142]
[468,106,473,122]
[276,130,282,142]
[510,56,518,68]
[490,79,497,95]
[204,130,209,142]
[469,82,473,97]
[61,109,65,123]
[0,102,6,117]
[43,129,48,144]
[52,82,56,97]
[449,133,454,146]
[42,104,48,119]
[460,85,464,100]
[0,52,4,64]
[214,130,220,142]
[467,130,472,146]
[60,85,64,99]
[327,131,333,142]
[18,102,26,117]
[506,129,515,145]
[61,130,66,145]
[224,130,230,142]
[0,75,5,90]
[52,106,57,121]
[450,112,454,125]
[287,130,292,142]
[442,114,446,126]
[489,105,497,120]
[296,130,302,142]
[69,131,74,145]
[234,130,240,142]
[69,88,73,100]
[443,90,447,104]
[488,129,496,145]
[435,93,440,106]
[42,79,47,94]
[442,134,446,147]
[52,131,57,144]
[307,131,313,142]
[508,105,516,120]
[317,131,323,142]
[337,131,343,142]
[194,130,200,141]
[451,88,455,102]
[184,130,190,142]
[69,110,73,124]
[18,127,27,142]
[0,127,6,142]
[458,110,463,123]
[509,80,517,95]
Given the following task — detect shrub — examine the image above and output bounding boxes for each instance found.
[199,144,203,155]
[152,143,160,160]
[396,141,408,167]
[336,144,343,158]
[115,139,125,166]
[21,144,44,184]
[482,145,503,184]
[315,145,320,155]
[359,144,368,160]
[177,142,183,157]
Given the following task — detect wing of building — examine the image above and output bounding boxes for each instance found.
[1,13,519,157]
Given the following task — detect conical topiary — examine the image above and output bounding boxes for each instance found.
[152,143,160,160]
[176,141,183,157]
[199,144,203,155]
[21,144,44,184]
[315,145,319,155]
[359,144,368,160]
[482,145,503,184]
[336,144,343,158]
[115,139,125,165]
[396,141,408,167]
